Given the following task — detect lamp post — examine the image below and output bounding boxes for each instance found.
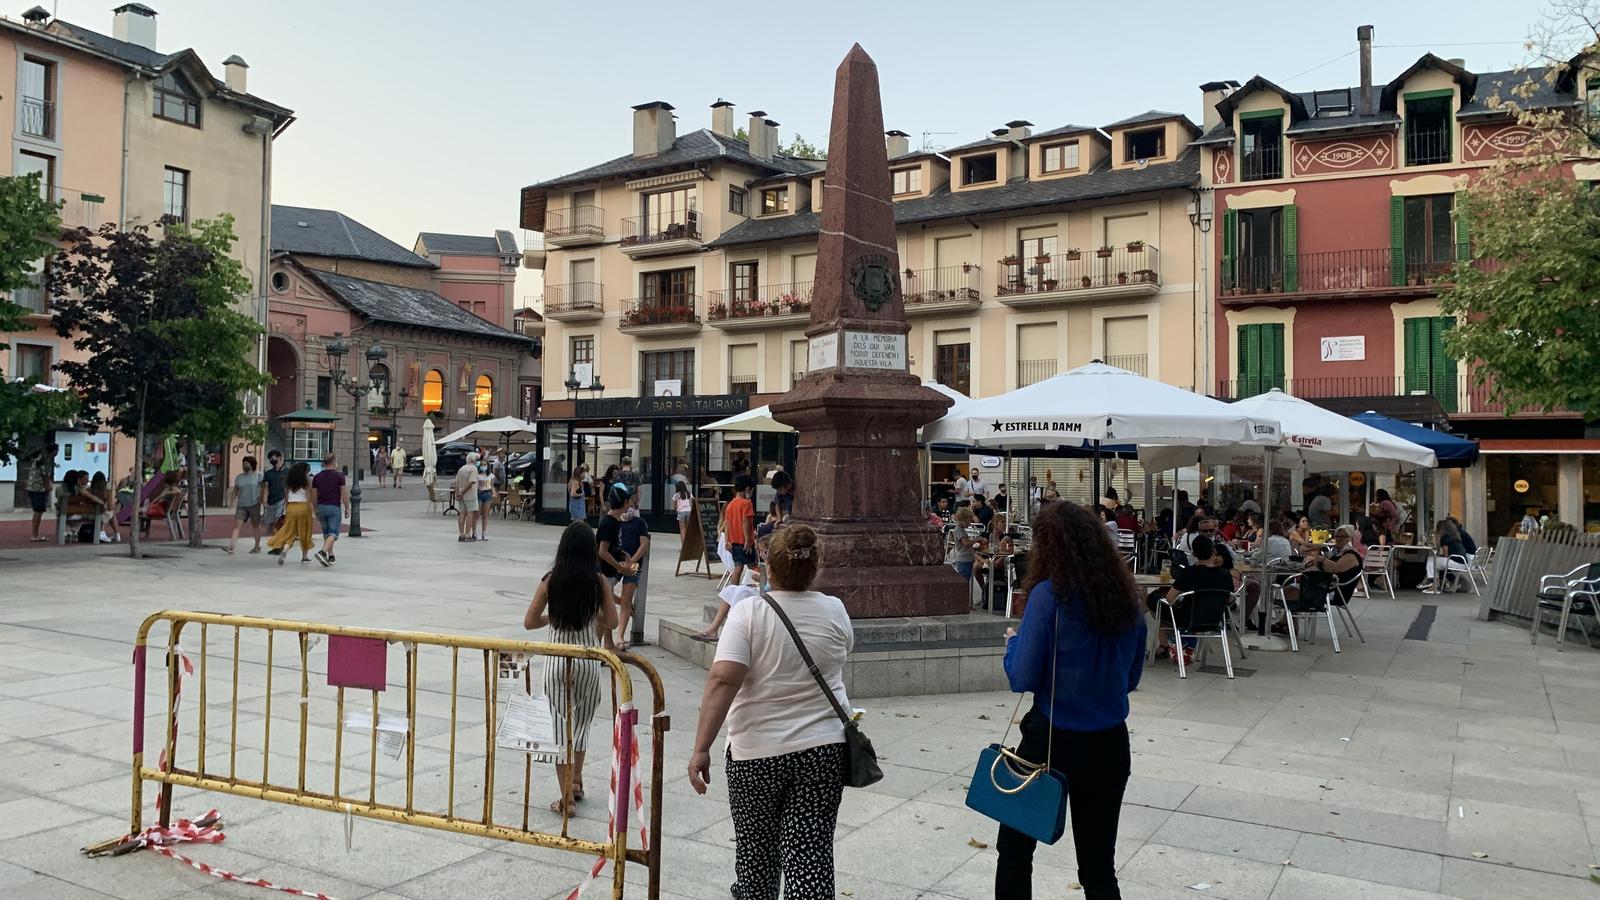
[324,334,389,537]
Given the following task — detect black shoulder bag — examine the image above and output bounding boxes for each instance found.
[760,592,883,788]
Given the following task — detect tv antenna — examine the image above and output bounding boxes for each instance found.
[920,131,958,151]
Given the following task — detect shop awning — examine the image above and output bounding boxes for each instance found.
[277,402,342,424]
[1351,412,1478,468]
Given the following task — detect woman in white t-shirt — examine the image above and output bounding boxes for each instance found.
[688,523,852,899]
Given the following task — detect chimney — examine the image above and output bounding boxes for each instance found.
[223,55,248,93]
[20,6,50,26]
[990,128,1009,138]
[1358,24,1375,115]
[747,110,770,159]
[112,2,157,50]
[885,129,911,158]
[1005,119,1033,141]
[1447,57,1466,69]
[764,119,781,156]
[631,101,675,159]
[710,98,735,137]
[1198,80,1239,129]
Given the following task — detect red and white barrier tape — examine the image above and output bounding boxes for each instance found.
[564,704,647,900]
[129,810,339,900]
[156,644,194,773]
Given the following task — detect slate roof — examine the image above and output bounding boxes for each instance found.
[526,129,817,191]
[941,136,1015,155]
[1026,124,1104,142]
[1105,110,1200,134]
[1285,111,1400,136]
[273,205,436,269]
[1460,66,1575,118]
[417,231,519,256]
[1192,124,1235,147]
[307,270,529,344]
[710,149,1201,249]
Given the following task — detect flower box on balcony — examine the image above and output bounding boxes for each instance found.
[1041,279,1059,291]
[1064,249,1082,261]
[1000,255,1021,267]
[1116,272,1129,285]
[1080,275,1093,288]
[961,263,975,273]
[709,302,728,319]
[1133,269,1157,283]
[1035,254,1051,264]
[1126,241,1145,253]
[1096,247,1114,258]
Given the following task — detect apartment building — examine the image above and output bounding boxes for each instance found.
[519,99,1210,527]
[267,206,536,467]
[1199,26,1600,536]
[0,3,292,507]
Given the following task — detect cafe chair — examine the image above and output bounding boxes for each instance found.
[1155,588,1242,679]
[1469,545,1494,588]
[1358,545,1397,601]
[1332,571,1366,643]
[1531,563,1600,650]
[424,483,444,516]
[1115,528,1138,568]
[1280,574,1341,653]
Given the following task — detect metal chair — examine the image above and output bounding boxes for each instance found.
[1331,569,1366,643]
[424,483,444,516]
[1115,528,1138,568]
[1155,588,1243,679]
[1280,573,1341,653]
[1531,563,1600,650]
[1359,545,1396,601]
[1469,545,1494,588]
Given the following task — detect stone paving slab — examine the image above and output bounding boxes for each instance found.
[2,507,1599,898]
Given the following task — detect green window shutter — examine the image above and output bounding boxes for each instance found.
[1403,318,1430,397]
[1237,324,1260,396]
[1453,192,1470,263]
[1281,204,1298,292]
[1221,208,1237,291]
[1432,317,1458,412]
[1390,196,1406,286]
[1263,323,1285,391]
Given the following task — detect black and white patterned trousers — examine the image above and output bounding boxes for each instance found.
[724,742,845,900]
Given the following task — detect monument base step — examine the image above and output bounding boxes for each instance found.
[659,611,1016,699]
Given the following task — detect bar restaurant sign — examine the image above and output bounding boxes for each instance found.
[575,394,751,420]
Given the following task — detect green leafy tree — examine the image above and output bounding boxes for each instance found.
[0,173,78,464]
[731,126,827,159]
[1439,3,1600,418]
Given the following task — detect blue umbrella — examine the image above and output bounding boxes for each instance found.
[1351,412,1478,468]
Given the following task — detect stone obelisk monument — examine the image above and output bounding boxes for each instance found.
[770,44,969,618]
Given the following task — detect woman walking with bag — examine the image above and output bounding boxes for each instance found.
[687,524,856,900]
[995,501,1145,899]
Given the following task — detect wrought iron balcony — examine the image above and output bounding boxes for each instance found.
[1405,127,1451,166]
[20,96,52,139]
[707,281,813,330]
[544,204,604,247]
[904,265,981,316]
[1016,358,1057,387]
[1212,372,1573,417]
[1220,249,1494,300]
[9,271,46,316]
[996,245,1160,307]
[620,209,703,257]
[619,295,701,335]
[1239,144,1282,181]
[1104,354,1148,376]
[542,282,603,321]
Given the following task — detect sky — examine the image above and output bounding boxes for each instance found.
[49,0,1561,304]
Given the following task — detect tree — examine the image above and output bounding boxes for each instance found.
[1437,3,1600,418]
[49,216,265,557]
[0,173,78,465]
[732,126,828,159]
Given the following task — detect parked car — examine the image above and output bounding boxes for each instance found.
[403,441,476,477]
[505,451,539,485]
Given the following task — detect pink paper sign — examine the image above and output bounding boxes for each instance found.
[327,636,387,691]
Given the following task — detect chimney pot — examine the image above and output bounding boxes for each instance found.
[223,54,248,93]
[1358,24,1375,115]
[710,98,735,137]
[112,2,158,50]
[1447,57,1466,68]
[764,119,781,156]
[1005,119,1034,140]
[631,101,676,159]
[885,129,911,158]
[748,112,771,160]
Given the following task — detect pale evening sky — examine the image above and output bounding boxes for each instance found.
[47,0,1556,305]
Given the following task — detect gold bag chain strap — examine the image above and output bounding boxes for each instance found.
[991,605,1059,795]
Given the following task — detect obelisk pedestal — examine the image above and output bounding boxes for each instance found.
[769,44,969,618]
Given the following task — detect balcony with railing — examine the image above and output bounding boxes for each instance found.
[1405,127,1451,166]
[1220,249,1493,301]
[8,271,46,316]
[620,209,702,257]
[996,245,1160,308]
[619,294,701,336]
[707,281,812,331]
[904,265,981,316]
[1104,353,1148,376]
[544,204,605,248]
[1016,358,1057,387]
[542,282,604,322]
[57,187,109,230]
[1213,372,1577,418]
[1240,144,1282,182]
[20,96,52,139]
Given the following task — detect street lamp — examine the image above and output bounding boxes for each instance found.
[324,333,388,537]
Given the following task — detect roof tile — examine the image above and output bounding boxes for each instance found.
[273,205,436,269]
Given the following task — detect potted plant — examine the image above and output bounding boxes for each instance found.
[1117,271,1129,285]
[1127,240,1145,253]
[1080,275,1093,288]
[904,267,916,280]
[1064,248,1082,261]
[1001,254,1021,267]
[1041,278,1059,291]
[1135,269,1157,283]
[1096,246,1114,259]
[961,262,975,273]
[1035,252,1051,264]
[709,301,728,319]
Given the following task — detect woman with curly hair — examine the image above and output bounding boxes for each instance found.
[996,500,1145,899]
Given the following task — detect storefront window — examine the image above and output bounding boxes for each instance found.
[1486,453,1560,539]
[542,422,571,511]
[1584,455,1599,533]
[474,374,494,418]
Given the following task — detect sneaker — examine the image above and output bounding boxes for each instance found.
[278,550,286,566]
[315,550,330,568]
[327,555,336,564]
[268,548,282,556]
[98,532,111,543]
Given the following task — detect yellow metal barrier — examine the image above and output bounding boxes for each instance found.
[84,611,669,899]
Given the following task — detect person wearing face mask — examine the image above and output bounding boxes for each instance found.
[596,484,650,650]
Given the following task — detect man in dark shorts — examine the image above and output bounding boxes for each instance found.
[311,455,348,567]
[25,443,57,542]
[261,451,287,533]
[723,474,757,586]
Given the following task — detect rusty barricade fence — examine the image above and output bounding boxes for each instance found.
[83,611,669,899]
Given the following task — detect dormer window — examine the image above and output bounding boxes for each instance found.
[1239,112,1283,181]
[1125,128,1164,162]
[153,71,201,127]
[1041,141,1079,173]
[760,187,789,215]
[962,153,998,186]
[1404,91,1452,166]
[891,166,922,195]
[1587,77,1600,123]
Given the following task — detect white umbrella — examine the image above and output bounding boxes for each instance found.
[704,381,971,435]
[421,418,438,486]
[435,415,538,445]
[921,361,1279,450]
[1140,389,1436,472]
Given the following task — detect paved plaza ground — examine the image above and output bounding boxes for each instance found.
[2,493,1599,899]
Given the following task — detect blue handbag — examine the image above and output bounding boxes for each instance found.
[963,609,1070,844]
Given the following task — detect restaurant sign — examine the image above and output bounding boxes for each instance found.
[575,394,751,420]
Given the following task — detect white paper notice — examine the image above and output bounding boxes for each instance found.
[496,651,528,694]
[808,332,838,371]
[844,331,906,371]
[497,690,559,762]
[344,709,408,761]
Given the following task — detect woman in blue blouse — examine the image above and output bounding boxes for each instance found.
[998,500,1146,899]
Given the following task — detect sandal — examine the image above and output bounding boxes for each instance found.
[690,632,718,643]
[573,782,585,801]
[549,799,574,815]
[222,546,234,555]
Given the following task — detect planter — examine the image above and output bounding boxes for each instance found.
[1041,279,1059,291]
[1095,248,1114,259]
[1081,276,1093,288]
[1117,272,1128,285]
[1064,250,1082,261]
[1000,256,1021,267]
[1134,269,1157,283]
[1035,255,1051,264]
[962,263,974,273]
[1126,241,1145,253]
